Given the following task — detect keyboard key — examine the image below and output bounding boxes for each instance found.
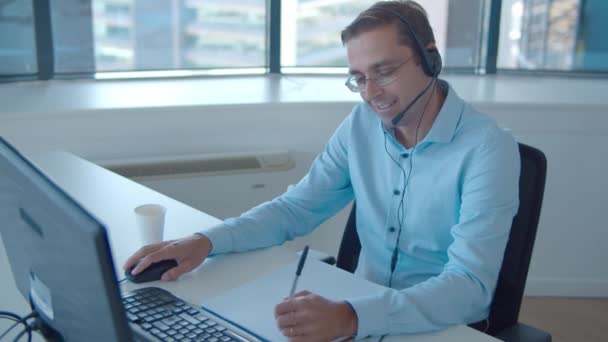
[152,321,171,331]
[125,313,138,322]
[143,316,157,323]
[179,313,202,325]
[191,313,209,322]
[161,316,180,326]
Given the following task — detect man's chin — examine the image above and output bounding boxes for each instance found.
[379,116,397,128]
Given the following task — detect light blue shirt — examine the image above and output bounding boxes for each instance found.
[202,80,520,338]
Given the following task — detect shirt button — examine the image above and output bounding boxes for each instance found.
[393,189,400,195]
[389,227,396,233]
[401,153,409,158]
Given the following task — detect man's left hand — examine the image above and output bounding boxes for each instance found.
[274,290,358,342]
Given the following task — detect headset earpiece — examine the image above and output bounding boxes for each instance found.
[425,48,442,78]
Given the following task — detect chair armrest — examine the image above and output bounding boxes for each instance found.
[298,248,336,265]
[494,322,552,342]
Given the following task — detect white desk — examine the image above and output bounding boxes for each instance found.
[0,151,497,342]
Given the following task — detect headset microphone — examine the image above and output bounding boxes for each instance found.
[390,77,435,126]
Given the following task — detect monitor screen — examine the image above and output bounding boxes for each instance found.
[0,137,132,341]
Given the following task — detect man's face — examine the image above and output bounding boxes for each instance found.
[346,24,428,127]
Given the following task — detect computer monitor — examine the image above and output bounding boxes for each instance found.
[0,137,132,341]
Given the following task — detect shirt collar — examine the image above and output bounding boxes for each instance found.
[379,80,464,146]
[420,79,464,144]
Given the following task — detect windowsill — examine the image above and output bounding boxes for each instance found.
[1,73,607,118]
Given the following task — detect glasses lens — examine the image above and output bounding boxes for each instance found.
[346,76,362,92]
[375,75,392,87]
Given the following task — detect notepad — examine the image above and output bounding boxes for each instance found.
[200,258,386,341]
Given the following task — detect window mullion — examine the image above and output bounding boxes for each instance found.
[485,0,502,74]
[32,0,54,80]
[269,0,281,73]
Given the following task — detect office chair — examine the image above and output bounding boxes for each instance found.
[328,143,551,342]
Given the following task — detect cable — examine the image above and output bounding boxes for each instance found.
[0,311,26,340]
[386,77,437,288]
[118,277,128,284]
[11,327,30,342]
[0,311,36,342]
[0,318,22,340]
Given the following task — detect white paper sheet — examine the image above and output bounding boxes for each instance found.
[201,258,385,341]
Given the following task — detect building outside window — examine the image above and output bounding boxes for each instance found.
[1,0,607,79]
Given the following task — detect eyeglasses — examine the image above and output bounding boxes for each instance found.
[345,55,415,93]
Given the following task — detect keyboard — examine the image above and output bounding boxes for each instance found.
[122,287,264,342]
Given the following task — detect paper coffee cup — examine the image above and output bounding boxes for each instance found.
[134,204,166,246]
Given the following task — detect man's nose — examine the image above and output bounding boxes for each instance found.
[361,79,383,100]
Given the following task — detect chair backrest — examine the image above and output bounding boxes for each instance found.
[335,142,547,335]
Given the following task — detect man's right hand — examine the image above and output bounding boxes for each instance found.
[122,234,212,281]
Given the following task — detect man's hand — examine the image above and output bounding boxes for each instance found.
[123,234,212,281]
[274,290,358,342]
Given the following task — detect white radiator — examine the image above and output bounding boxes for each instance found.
[99,150,294,180]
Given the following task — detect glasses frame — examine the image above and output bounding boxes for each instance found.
[345,54,416,93]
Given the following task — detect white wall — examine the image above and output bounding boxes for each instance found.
[1,75,607,297]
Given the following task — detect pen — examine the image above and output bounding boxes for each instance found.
[289,245,309,297]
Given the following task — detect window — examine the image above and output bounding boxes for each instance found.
[90,0,267,72]
[498,0,608,72]
[281,0,487,70]
[0,0,37,75]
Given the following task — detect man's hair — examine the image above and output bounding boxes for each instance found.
[341,1,436,54]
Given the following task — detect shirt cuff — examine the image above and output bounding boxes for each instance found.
[347,293,390,339]
[196,223,233,255]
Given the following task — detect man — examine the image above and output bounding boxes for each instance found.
[124,1,520,341]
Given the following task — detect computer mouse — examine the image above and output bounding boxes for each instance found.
[125,259,178,283]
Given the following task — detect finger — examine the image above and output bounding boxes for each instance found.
[123,244,161,270]
[292,290,311,298]
[275,299,295,316]
[281,325,299,338]
[161,259,194,281]
[281,324,312,339]
[130,248,172,275]
[275,310,299,329]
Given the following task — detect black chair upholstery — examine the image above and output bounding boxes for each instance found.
[331,143,551,341]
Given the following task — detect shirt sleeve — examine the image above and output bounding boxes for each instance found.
[200,114,356,255]
[348,128,520,338]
